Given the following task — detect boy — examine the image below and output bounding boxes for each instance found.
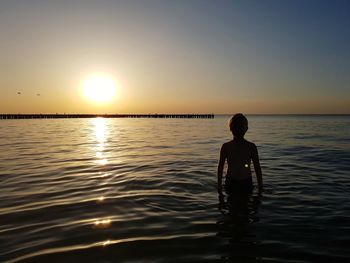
[217,113,263,197]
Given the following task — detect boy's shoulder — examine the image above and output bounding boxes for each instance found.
[244,139,256,147]
[245,140,258,151]
[221,141,231,151]
[222,140,233,147]
[222,139,256,148]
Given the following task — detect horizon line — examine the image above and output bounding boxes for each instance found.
[1,113,349,116]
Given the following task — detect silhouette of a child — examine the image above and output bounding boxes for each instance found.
[217,113,263,197]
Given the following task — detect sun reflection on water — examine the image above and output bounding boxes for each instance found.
[97,158,108,165]
[91,118,110,207]
[94,118,107,143]
[103,240,111,246]
[91,117,109,165]
[93,219,111,229]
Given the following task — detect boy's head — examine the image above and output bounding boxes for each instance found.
[229,113,248,138]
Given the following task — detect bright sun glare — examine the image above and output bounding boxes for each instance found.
[83,74,117,103]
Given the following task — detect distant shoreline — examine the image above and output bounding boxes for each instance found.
[0,114,215,119]
[1,113,349,120]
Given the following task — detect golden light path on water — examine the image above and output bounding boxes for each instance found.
[91,118,111,231]
[94,117,107,163]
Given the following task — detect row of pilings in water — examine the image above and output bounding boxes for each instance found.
[0,114,215,119]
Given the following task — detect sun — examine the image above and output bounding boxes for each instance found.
[83,74,117,104]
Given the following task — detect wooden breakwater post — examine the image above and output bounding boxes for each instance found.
[0,114,215,119]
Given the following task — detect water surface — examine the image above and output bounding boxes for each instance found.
[1,116,349,262]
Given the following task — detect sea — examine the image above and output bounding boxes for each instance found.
[0,115,349,262]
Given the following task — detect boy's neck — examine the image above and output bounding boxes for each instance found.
[233,136,245,141]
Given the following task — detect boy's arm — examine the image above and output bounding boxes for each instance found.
[252,144,263,195]
[217,144,226,196]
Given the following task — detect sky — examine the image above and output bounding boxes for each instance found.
[0,0,349,114]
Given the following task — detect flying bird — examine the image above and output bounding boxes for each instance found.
[17,92,21,95]
[36,94,40,96]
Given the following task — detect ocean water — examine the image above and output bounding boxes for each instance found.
[0,115,349,262]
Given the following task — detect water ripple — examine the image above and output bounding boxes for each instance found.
[1,116,350,262]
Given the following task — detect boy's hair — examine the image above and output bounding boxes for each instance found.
[229,113,248,137]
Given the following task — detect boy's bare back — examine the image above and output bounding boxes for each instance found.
[217,114,263,196]
[221,138,257,180]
